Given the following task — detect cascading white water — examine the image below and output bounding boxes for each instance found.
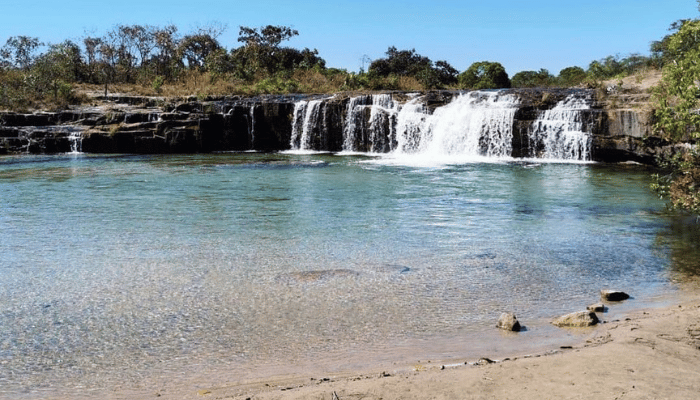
[394,96,428,152]
[342,95,369,151]
[290,100,308,149]
[394,91,519,159]
[68,129,83,154]
[528,94,593,161]
[289,99,325,150]
[249,105,256,148]
[288,90,595,161]
[342,94,401,152]
[367,94,398,152]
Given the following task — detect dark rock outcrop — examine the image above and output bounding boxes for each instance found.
[0,89,672,163]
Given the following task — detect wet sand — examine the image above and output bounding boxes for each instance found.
[130,285,700,400]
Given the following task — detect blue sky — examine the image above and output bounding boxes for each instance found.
[1,0,697,75]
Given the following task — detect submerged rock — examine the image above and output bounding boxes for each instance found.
[497,312,522,332]
[600,290,630,302]
[552,311,600,328]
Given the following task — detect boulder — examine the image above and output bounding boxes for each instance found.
[497,312,522,332]
[552,311,600,328]
[600,290,630,302]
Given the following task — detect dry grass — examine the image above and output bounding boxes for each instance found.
[396,75,423,91]
[292,69,346,93]
[602,68,663,93]
[73,70,435,100]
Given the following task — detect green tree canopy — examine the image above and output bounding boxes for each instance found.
[177,33,221,70]
[458,61,511,89]
[0,36,42,70]
[368,47,458,89]
[511,69,556,88]
[652,16,700,213]
[232,25,323,77]
[558,66,587,87]
[369,47,432,77]
[654,18,700,140]
[238,25,298,48]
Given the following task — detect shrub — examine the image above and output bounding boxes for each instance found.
[152,75,164,93]
[458,61,511,89]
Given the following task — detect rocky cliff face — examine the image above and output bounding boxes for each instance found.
[0,89,672,164]
[593,92,671,164]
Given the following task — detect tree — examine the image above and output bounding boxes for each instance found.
[152,25,179,79]
[367,48,457,89]
[238,25,298,48]
[620,53,652,74]
[233,25,321,77]
[31,40,83,101]
[96,41,118,94]
[652,17,700,213]
[511,69,556,88]
[35,40,83,82]
[654,19,700,140]
[434,60,459,86]
[369,47,432,77]
[651,18,694,68]
[83,36,103,82]
[0,36,42,70]
[458,61,510,89]
[558,66,587,87]
[177,33,221,70]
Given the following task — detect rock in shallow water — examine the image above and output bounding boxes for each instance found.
[600,290,630,302]
[497,312,522,332]
[552,311,600,327]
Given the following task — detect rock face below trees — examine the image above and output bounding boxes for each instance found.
[0,89,671,164]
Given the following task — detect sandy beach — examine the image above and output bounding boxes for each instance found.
[125,283,700,400]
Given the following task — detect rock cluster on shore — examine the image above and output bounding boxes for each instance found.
[497,289,630,331]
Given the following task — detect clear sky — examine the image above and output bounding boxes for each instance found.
[1,0,697,75]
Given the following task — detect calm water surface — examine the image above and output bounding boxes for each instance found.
[0,152,697,398]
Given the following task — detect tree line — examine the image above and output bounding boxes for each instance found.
[0,22,671,111]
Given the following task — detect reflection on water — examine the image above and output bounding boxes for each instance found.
[0,153,695,398]
[658,215,700,280]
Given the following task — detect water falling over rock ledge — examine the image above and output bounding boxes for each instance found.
[0,88,672,163]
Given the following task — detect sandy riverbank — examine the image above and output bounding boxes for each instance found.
[131,283,700,400]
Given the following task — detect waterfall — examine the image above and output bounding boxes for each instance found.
[290,99,325,151]
[394,95,428,153]
[367,94,398,153]
[342,94,400,152]
[342,95,369,152]
[290,100,308,150]
[528,94,593,161]
[248,104,256,149]
[287,90,596,161]
[394,91,519,159]
[68,129,83,154]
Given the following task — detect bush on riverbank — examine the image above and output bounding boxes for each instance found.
[649,11,700,215]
